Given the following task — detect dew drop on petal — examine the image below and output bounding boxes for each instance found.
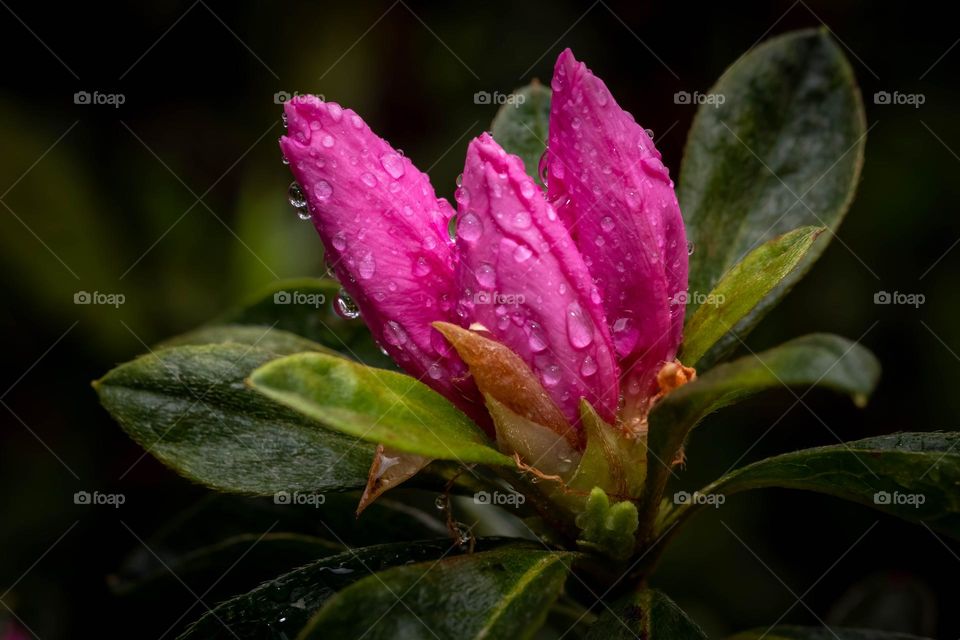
[527,322,548,353]
[428,363,443,379]
[600,216,615,233]
[361,172,377,187]
[327,102,343,121]
[332,231,347,251]
[413,255,431,277]
[380,153,405,179]
[540,364,561,387]
[358,252,376,280]
[321,134,335,148]
[457,213,482,242]
[538,148,549,185]
[314,180,333,200]
[513,210,531,229]
[475,263,496,288]
[383,320,408,346]
[288,181,307,208]
[455,173,464,187]
[519,180,535,200]
[580,355,598,377]
[644,128,655,139]
[513,244,533,262]
[566,303,594,348]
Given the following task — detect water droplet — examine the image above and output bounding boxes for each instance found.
[428,363,443,379]
[334,289,360,319]
[475,263,496,288]
[332,231,347,251]
[600,216,615,232]
[351,114,364,129]
[321,134,335,148]
[457,213,482,242]
[413,255,431,277]
[358,253,376,280]
[314,180,333,200]
[383,320,408,346]
[520,180,535,200]
[513,210,531,229]
[566,303,594,348]
[513,243,533,262]
[380,153,405,179]
[281,113,288,128]
[687,241,695,255]
[644,128,655,139]
[538,148,549,185]
[434,495,448,510]
[581,355,598,377]
[455,186,470,207]
[527,322,547,352]
[540,364,561,387]
[288,181,307,208]
[360,172,377,187]
[281,153,289,165]
[455,173,463,187]
[327,102,343,121]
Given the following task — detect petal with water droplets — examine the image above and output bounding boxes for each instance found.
[280,96,485,425]
[454,133,620,425]
[548,50,689,418]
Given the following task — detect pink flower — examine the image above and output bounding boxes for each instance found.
[280,48,688,440]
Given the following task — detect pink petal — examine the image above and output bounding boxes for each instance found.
[547,49,689,415]
[454,133,620,425]
[279,96,486,425]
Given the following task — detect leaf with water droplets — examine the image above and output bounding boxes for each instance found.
[249,351,513,465]
[490,81,552,183]
[681,226,823,366]
[679,29,866,364]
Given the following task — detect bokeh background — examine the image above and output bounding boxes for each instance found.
[2,1,959,637]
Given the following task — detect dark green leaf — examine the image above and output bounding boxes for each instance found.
[299,546,571,639]
[250,352,514,466]
[586,589,707,639]
[178,539,468,640]
[217,277,394,368]
[681,226,823,366]
[643,334,879,529]
[95,344,374,494]
[679,29,866,354]
[728,625,932,639]
[490,81,551,182]
[666,432,960,541]
[160,324,339,356]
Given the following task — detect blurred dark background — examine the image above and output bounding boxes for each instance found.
[2,1,959,637]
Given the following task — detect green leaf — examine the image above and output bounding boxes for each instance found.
[178,539,468,639]
[490,81,551,182]
[249,352,514,466]
[643,334,879,529]
[160,324,340,356]
[679,29,866,349]
[217,277,394,368]
[299,546,571,640]
[575,487,639,560]
[666,432,960,541]
[586,589,707,639]
[728,626,932,639]
[95,344,374,494]
[570,400,646,500]
[681,226,823,366]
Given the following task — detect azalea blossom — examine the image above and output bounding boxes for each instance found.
[279,48,689,444]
